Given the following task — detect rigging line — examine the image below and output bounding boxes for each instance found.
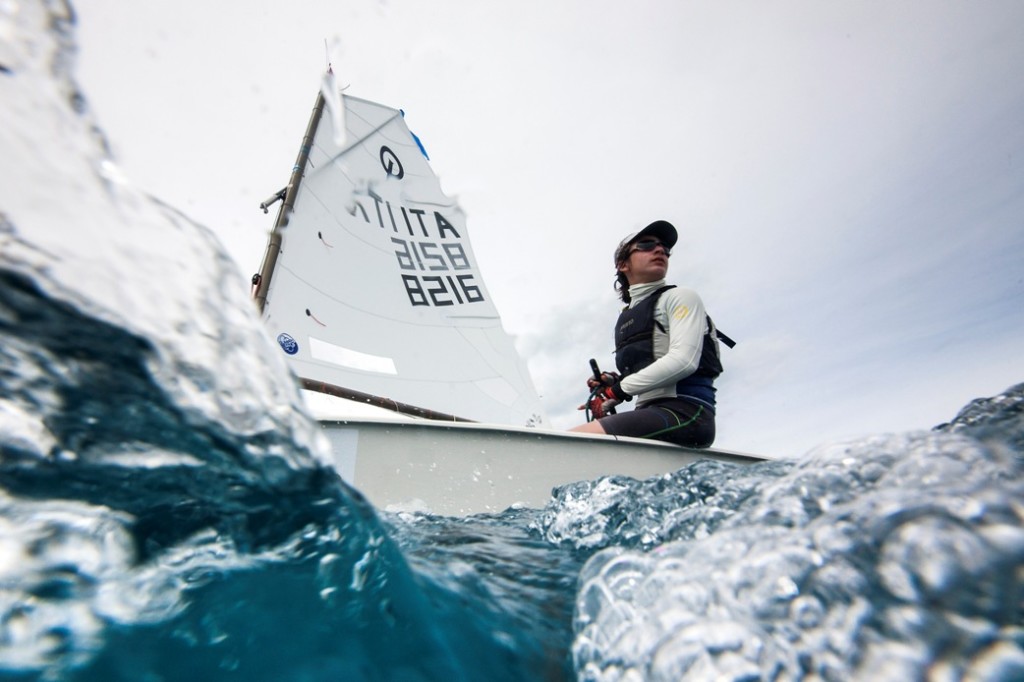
[343,97,416,144]
[321,114,403,168]
[297,109,404,186]
[450,325,526,378]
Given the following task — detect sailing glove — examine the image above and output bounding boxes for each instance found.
[586,371,621,390]
[588,392,616,419]
[596,383,630,403]
[588,383,631,419]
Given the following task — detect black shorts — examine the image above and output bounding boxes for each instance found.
[598,398,715,448]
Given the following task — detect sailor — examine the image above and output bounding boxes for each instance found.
[570,220,730,448]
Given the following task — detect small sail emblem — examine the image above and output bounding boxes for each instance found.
[379,146,404,178]
[277,333,299,355]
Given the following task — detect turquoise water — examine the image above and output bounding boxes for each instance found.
[2,4,1024,680]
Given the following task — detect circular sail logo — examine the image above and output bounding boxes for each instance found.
[277,333,299,355]
[379,145,404,179]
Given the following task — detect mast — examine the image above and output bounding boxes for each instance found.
[253,91,326,313]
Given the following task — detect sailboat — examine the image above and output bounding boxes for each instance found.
[252,85,761,515]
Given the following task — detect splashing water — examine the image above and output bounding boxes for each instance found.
[546,427,1024,680]
[1,3,1022,681]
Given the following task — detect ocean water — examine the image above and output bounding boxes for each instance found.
[2,3,1024,680]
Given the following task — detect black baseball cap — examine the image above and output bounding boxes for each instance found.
[614,220,678,264]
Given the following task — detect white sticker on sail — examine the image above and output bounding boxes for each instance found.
[309,337,397,375]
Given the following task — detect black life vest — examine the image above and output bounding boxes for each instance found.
[613,285,731,382]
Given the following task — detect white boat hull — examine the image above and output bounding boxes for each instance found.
[316,419,763,516]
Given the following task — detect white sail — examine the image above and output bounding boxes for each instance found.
[260,94,547,427]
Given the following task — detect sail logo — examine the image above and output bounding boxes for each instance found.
[277,333,299,355]
[379,146,404,179]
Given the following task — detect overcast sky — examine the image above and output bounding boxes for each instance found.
[73,0,1024,457]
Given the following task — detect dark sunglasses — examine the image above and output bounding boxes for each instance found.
[630,239,671,256]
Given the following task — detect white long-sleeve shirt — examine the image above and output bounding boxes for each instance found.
[618,279,711,405]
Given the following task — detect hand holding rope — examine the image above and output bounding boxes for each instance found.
[582,360,630,422]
